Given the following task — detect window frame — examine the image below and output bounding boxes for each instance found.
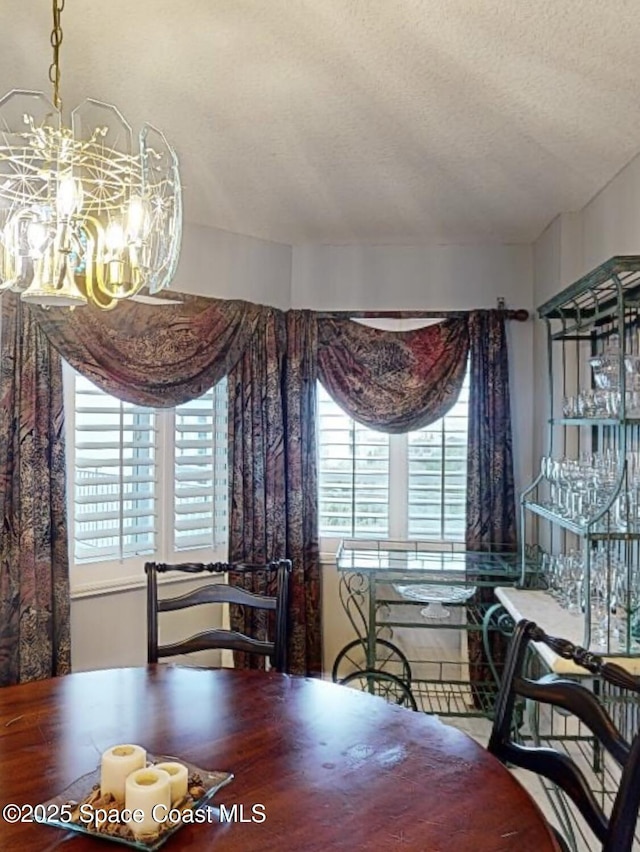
[317,372,469,558]
[63,364,229,596]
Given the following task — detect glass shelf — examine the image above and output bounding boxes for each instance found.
[550,418,640,426]
[523,502,640,540]
[335,538,521,579]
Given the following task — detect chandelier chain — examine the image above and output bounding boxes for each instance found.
[48,0,65,110]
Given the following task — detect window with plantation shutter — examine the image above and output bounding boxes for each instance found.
[72,373,157,562]
[317,382,389,538]
[174,381,228,550]
[65,365,228,588]
[317,370,468,545]
[408,372,469,540]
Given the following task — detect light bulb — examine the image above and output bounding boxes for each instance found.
[127,195,147,240]
[57,175,82,218]
[105,221,125,253]
[27,221,47,254]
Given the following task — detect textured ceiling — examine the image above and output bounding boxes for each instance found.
[2,1,640,245]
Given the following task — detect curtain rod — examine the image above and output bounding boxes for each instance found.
[315,307,529,322]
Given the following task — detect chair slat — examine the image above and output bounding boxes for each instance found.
[157,629,274,660]
[158,583,277,612]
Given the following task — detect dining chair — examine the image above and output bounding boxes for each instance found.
[488,618,640,852]
[145,558,292,673]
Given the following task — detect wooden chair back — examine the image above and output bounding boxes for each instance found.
[145,559,292,672]
[488,618,640,852]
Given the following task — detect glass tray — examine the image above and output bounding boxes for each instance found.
[35,753,234,850]
[393,583,477,619]
[393,583,477,604]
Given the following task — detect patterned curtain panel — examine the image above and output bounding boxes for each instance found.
[228,308,322,676]
[0,293,71,685]
[30,295,261,407]
[465,310,517,705]
[283,310,321,675]
[317,316,469,432]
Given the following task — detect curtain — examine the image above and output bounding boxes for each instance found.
[6,289,507,689]
[465,310,517,705]
[317,316,469,431]
[30,295,261,407]
[227,309,322,675]
[228,308,286,565]
[283,311,322,674]
[30,293,321,678]
[0,293,71,685]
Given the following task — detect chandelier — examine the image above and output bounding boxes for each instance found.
[0,1,182,309]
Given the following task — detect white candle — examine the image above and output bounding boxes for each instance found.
[125,767,172,838]
[100,744,147,803]
[154,761,189,803]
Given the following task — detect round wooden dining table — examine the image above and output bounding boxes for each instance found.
[0,666,559,851]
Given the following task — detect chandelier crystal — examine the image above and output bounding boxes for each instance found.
[0,3,181,309]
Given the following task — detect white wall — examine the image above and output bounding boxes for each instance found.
[532,150,640,297]
[172,221,292,305]
[291,243,532,311]
[581,153,640,273]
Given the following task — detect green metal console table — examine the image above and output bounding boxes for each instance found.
[333,539,524,717]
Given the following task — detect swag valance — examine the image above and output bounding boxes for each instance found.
[30,295,263,407]
[32,297,471,432]
[317,316,469,432]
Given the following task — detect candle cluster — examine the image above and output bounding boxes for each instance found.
[100,745,188,838]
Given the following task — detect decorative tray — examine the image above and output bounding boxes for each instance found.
[393,583,477,604]
[35,754,234,850]
[393,583,477,619]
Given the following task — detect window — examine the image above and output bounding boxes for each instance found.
[317,387,390,538]
[317,372,469,543]
[65,366,228,589]
[174,388,228,551]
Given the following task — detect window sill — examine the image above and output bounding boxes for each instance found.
[70,570,224,601]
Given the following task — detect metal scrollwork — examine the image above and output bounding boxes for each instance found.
[375,601,393,642]
[338,571,370,642]
[482,603,514,688]
[496,610,516,637]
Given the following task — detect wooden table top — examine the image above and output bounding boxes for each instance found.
[0,666,559,851]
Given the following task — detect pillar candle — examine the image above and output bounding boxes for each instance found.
[100,744,147,803]
[154,761,189,803]
[125,767,171,838]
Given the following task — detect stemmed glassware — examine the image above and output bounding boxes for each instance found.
[614,564,640,653]
[536,451,622,527]
[541,545,639,653]
[560,331,640,420]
